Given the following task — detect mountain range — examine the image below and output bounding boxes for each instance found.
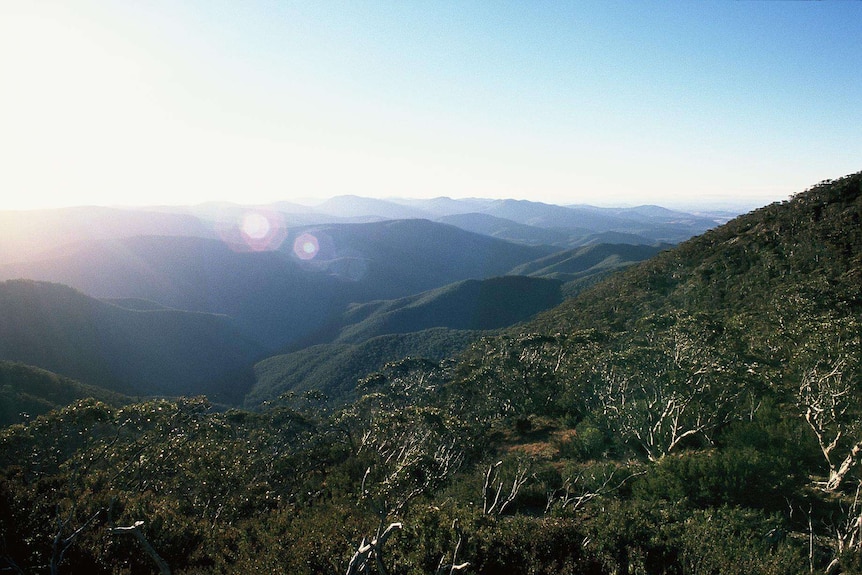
[1,173,860,574]
[0,195,726,414]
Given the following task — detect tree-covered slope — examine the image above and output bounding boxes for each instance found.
[0,280,264,403]
[0,236,349,351]
[330,276,563,344]
[528,173,861,339]
[1,173,860,575]
[247,276,564,406]
[246,328,480,407]
[0,361,130,427]
[508,243,667,283]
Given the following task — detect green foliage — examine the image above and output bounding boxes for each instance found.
[247,328,479,406]
[671,507,806,575]
[633,447,798,510]
[509,242,666,283]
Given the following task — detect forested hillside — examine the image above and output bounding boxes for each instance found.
[0,362,130,427]
[246,328,481,407]
[324,276,563,345]
[0,280,264,403]
[0,173,860,574]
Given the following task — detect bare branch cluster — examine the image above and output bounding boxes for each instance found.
[594,348,743,462]
[797,357,861,492]
[345,520,402,575]
[545,466,645,514]
[482,460,531,516]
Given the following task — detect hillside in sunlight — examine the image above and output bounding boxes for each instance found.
[508,242,667,283]
[245,327,481,407]
[526,172,861,337]
[330,275,563,344]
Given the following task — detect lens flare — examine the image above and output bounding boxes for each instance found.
[293,233,319,260]
[241,213,271,240]
[227,210,287,252]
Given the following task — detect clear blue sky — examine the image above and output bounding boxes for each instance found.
[1,0,860,210]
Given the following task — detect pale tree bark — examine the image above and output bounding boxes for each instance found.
[545,467,645,514]
[827,442,862,492]
[435,519,469,575]
[797,357,860,493]
[110,521,172,575]
[483,460,531,516]
[824,482,862,575]
[345,520,402,575]
[595,360,741,462]
[357,406,464,517]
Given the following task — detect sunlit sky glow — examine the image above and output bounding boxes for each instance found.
[1,1,860,211]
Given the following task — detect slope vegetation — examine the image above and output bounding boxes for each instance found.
[246,328,480,406]
[529,173,861,336]
[0,280,264,403]
[0,361,129,426]
[2,174,859,574]
[332,276,563,344]
[248,276,564,404]
[508,243,666,283]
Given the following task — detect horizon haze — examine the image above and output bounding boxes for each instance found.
[1,2,860,211]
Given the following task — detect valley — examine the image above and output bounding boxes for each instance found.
[0,196,694,408]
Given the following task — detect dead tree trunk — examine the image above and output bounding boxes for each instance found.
[435,519,469,575]
[345,521,402,575]
[49,507,101,575]
[110,521,172,575]
[483,460,530,516]
[826,441,862,493]
[797,357,860,493]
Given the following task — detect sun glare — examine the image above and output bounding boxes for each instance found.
[214,210,287,252]
[241,213,271,240]
[293,233,320,260]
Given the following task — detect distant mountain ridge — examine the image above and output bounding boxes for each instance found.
[0,206,217,263]
[0,196,725,277]
[0,195,722,407]
[0,220,555,351]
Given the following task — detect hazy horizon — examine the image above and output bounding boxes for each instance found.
[2,1,860,211]
[0,192,762,216]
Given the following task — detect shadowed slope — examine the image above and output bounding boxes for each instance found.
[0,280,264,403]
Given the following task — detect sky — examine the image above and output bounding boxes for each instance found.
[0,1,860,212]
